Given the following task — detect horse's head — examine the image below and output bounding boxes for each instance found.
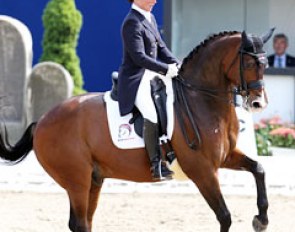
[227,28,275,112]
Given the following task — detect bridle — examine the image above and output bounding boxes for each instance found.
[173,42,268,150]
[229,48,267,98]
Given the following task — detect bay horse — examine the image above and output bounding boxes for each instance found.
[0,29,274,232]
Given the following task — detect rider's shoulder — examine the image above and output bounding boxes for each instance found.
[122,15,142,30]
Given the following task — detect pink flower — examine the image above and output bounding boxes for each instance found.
[260,118,268,124]
[254,124,260,130]
[268,116,282,125]
[269,127,295,139]
[255,122,267,130]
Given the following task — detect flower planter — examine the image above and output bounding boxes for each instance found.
[269,146,295,157]
[254,116,295,156]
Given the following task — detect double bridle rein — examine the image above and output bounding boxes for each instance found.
[174,45,267,150]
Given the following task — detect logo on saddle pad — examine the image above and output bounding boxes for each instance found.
[118,124,134,141]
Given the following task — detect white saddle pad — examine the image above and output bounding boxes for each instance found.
[104,76,175,150]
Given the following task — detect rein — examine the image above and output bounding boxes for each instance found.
[173,78,201,150]
[175,75,237,105]
[173,75,236,150]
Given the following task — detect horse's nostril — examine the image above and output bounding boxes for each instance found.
[252,102,261,108]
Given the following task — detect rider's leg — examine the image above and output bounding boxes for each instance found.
[143,119,173,180]
[135,70,173,180]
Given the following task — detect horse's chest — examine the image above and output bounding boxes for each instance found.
[202,120,232,156]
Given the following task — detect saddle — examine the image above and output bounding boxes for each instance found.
[110,72,175,163]
[111,72,166,136]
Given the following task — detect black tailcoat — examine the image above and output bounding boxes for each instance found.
[118,9,178,116]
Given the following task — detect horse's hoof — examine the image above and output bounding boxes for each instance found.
[252,215,268,232]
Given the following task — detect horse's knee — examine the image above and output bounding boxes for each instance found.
[248,159,265,176]
[254,162,265,176]
[217,210,232,229]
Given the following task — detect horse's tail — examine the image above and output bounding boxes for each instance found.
[0,122,37,164]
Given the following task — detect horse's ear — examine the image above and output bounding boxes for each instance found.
[261,27,276,44]
[241,31,251,48]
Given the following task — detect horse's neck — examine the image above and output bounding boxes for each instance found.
[178,36,240,146]
[183,50,230,90]
[181,41,237,118]
[183,35,240,89]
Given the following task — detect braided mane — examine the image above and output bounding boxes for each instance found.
[180,31,240,72]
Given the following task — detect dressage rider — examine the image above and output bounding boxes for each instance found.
[118,0,180,180]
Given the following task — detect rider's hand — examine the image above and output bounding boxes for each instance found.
[166,63,179,78]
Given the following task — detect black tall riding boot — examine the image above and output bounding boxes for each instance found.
[143,119,173,181]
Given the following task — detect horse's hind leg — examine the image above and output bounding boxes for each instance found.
[68,185,102,232]
[66,167,93,232]
[87,180,104,229]
[223,149,268,232]
[68,168,103,232]
[189,169,231,232]
[68,187,91,232]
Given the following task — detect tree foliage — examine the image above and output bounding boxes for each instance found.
[40,0,85,95]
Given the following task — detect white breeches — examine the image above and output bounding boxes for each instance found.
[134,69,173,124]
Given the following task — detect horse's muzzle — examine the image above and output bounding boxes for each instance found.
[248,89,268,113]
[251,100,265,110]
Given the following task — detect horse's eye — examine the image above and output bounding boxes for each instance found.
[244,62,256,69]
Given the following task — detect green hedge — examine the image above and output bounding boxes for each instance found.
[40,0,85,95]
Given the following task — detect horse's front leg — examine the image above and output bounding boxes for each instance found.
[222,148,268,232]
[187,166,232,232]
